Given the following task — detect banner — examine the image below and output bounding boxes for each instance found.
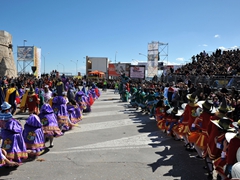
[147,41,159,77]
[108,63,130,77]
[129,65,145,79]
[17,46,34,61]
[34,47,41,77]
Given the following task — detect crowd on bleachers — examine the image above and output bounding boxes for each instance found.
[175,49,240,76]
[0,73,100,168]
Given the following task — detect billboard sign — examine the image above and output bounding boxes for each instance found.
[108,63,130,77]
[129,65,145,79]
[17,46,34,61]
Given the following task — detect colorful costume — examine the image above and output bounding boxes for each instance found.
[1,117,28,162]
[23,114,45,156]
[38,104,63,137]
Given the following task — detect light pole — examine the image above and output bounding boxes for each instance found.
[59,63,65,74]
[23,40,27,46]
[139,52,147,58]
[70,60,78,75]
[23,40,27,74]
[42,53,49,74]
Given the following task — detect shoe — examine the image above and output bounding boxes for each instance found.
[49,144,54,148]
[194,155,203,159]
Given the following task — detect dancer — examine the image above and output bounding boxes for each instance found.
[38,104,63,148]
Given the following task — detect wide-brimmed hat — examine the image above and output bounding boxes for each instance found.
[232,119,240,130]
[187,92,198,103]
[181,103,187,110]
[225,132,237,143]
[197,99,216,114]
[218,98,234,113]
[1,102,12,110]
[166,107,183,116]
[237,147,240,162]
[211,117,235,131]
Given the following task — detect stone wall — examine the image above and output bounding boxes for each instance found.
[0,30,17,78]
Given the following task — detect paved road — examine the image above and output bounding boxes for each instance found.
[0,89,212,180]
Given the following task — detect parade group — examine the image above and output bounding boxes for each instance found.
[0,75,100,170]
[0,70,240,180]
[117,72,240,180]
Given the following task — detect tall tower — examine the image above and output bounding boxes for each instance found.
[0,30,17,77]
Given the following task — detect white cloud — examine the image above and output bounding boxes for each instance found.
[214,34,220,38]
[218,46,226,50]
[176,57,184,61]
[203,44,208,47]
[231,46,239,50]
[218,46,240,51]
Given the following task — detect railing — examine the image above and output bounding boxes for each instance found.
[160,74,240,90]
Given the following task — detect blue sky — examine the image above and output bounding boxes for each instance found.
[1,0,240,75]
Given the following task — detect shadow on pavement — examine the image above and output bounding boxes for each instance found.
[125,104,209,180]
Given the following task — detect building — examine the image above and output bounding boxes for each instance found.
[85,56,108,78]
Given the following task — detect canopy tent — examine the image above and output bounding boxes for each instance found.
[88,70,105,79]
[88,70,105,75]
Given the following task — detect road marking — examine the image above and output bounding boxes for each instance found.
[83,110,133,118]
[67,118,139,134]
[49,133,170,154]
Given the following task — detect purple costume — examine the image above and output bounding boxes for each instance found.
[38,104,63,137]
[67,103,82,124]
[52,96,71,131]
[1,118,28,162]
[23,114,45,155]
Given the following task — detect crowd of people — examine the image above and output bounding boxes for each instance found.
[175,49,240,76]
[0,73,100,168]
[117,73,240,179]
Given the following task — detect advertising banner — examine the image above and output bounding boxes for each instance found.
[129,65,145,79]
[17,46,34,61]
[108,63,130,77]
[34,47,41,77]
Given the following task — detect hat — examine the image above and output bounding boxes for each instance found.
[1,102,12,110]
[211,117,235,131]
[166,107,183,116]
[218,98,234,113]
[232,119,240,129]
[237,147,240,162]
[198,99,216,113]
[181,103,187,110]
[225,132,237,143]
[28,87,35,94]
[187,92,198,103]
[0,112,13,120]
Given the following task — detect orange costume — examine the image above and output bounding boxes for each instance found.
[188,111,212,149]
[177,103,199,135]
[156,106,167,131]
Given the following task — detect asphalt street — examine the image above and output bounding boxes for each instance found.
[0,89,213,180]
